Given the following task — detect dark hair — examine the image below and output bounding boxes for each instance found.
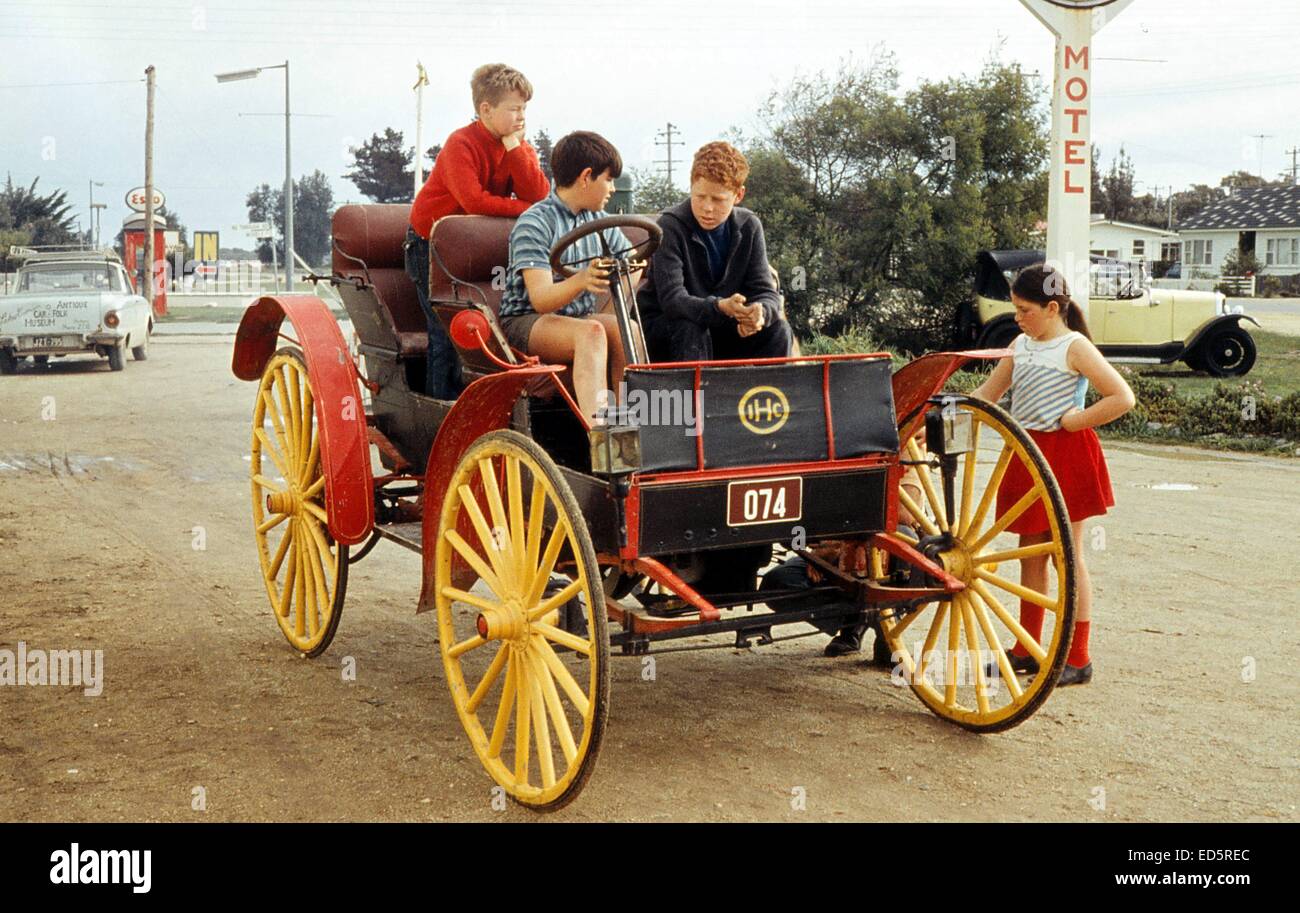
[1010,263,1092,340]
[551,131,622,188]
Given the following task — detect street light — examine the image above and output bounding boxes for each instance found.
[216,61,294,291]
[88,179,104,248]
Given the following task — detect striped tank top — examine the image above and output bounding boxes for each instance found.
[1008,331,1088,432]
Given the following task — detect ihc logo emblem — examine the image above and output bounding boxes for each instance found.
[738,385,790,435]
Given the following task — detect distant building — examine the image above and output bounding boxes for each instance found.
[1089,216,1181,264]
[1177,184,1300,277]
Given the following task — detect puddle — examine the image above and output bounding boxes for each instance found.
[0,452,144,477]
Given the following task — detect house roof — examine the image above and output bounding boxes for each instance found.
[1089,218,1179,237]
[1180,184,1300,231]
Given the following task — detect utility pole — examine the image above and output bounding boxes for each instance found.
[1285,146,1299,184]
[283,59,293,291]
[413,62,429,197]
[144,65,156,309]
[1165,184,1174,231]
[654,122,684,188]
[1251,134,1273,181]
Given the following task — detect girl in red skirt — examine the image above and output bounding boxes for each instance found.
[971,264,1135,685]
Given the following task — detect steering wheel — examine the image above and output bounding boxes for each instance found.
[548,214,662,277]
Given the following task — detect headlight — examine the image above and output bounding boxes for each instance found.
[104,310,120,328]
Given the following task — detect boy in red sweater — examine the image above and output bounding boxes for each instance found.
[404,63,551,398]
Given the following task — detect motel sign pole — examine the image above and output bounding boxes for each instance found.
[1019,0,1135,319]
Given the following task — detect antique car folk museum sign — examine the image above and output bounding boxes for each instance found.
[1019,0,1136,318]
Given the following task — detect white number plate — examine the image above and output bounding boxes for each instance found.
[726,476,802,527]
[20,335,80,350]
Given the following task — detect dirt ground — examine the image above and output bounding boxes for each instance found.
[1,337,1297,823]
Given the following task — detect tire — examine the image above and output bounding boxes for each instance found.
[0,349,16,375]
[976,318,1019,351]
[107,344,125,371]
[1199,327,1256,377]
[33,355,49,367]
[132,333,149,361]
[435,429,609,811]
[877,395,1077,733]
[250,347,349,657]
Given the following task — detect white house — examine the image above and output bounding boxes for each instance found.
[1088,216,1181,264]
[1177,184,1300,277]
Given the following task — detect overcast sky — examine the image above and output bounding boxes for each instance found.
[2,0,1296,249]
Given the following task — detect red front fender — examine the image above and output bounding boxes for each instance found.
[891,348,1010,441]
[232,295,374,546]
[417,366,561,614]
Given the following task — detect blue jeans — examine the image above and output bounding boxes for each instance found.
[404,226,463,400]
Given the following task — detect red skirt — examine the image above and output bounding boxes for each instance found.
[995,427,1114,535]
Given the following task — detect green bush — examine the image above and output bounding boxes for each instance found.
[800,331,1297,455]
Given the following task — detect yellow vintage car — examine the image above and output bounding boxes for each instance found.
[958,250,1260,377]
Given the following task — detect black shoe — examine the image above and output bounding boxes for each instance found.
[824,626,864,657]
[869,626,895,667]
[1057,661,1093,686]
[984,649,1040,679]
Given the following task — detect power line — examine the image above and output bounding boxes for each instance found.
[0,78,144,89]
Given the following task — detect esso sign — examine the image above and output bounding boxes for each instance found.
[125,187,166,212]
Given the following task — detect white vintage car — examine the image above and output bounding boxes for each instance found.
[0,249,153,373]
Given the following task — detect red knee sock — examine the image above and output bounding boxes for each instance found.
[1009,599,1044,657]
[1068,621,1091,667]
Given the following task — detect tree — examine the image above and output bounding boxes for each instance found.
[742,55,1049,350]
[345,127,415,203]
[245,170,336,267]
[533,129,554,184]
[630,167,683,212]
[0,174,78,245]
[425,143,442,172]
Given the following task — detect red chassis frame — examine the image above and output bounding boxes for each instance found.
[234,297,1009,636]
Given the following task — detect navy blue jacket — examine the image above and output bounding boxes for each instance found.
[638,200,781,330]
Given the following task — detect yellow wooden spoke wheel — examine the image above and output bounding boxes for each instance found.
[878,396,1076,732]
[250,348,348,657]
[435,430,609,811]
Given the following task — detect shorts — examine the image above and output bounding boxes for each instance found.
[498,311,545,353]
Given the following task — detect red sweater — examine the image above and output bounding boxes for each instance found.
[409,119,551,238]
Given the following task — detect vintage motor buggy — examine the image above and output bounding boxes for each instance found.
[231,204,1080,810]
[1,248,152,374]
[960,249,1259,377]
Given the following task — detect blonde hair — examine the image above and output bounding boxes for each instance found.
[690,142,749,192]
[470,63,533,112]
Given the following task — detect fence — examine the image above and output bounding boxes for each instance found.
[1150,275,1256,296]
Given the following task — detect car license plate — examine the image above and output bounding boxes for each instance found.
[20,335,79,350]
[726,476,802,527]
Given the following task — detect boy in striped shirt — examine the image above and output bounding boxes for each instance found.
[498,131,641,422]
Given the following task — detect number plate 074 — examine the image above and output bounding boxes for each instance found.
[726,476,802,527]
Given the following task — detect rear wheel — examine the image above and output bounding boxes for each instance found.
[976,318,1019,351]
[107,344,125,371]
[435,430,609,811]
[250,347,348,656]
[0,349,16,374]
[33,355,49,367]
[877,396,1076,732]
[1199,327,1256,377]
[132,332,149,361]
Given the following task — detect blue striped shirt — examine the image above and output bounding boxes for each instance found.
[499,191,632,318]
[1008,331,1089,432]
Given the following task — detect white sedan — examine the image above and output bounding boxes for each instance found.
[0,252,152,373]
